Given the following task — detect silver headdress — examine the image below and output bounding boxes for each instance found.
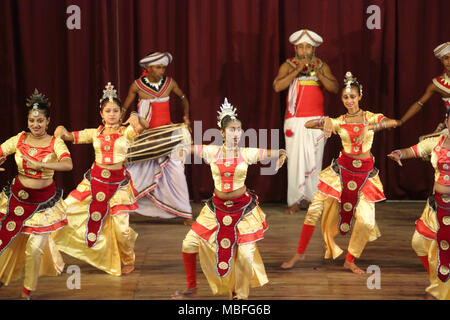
[217,98,238,129]
[344,71,362,95]
[99,82,118,108]
[26,89,50,116]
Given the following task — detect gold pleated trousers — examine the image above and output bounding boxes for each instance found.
[52,179,138,276]
[0,233,64,291]
[182,204,268,299]
[412,201,450,300]
[305,191,381,259]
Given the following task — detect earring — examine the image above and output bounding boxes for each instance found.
[102,119,106,125]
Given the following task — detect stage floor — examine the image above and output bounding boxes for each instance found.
[0,201,431,300]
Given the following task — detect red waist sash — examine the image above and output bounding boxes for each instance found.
[86,163,128,248]
[285,84,324,119]
[149,100,171,128]
[336,152,374,235]
[0,177,56,253]
[434,193,450,282]
[212,192,253,278]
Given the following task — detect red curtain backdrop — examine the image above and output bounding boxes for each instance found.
[0,0,448,202]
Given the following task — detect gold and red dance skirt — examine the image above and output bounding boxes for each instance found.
[185,191,268,299]
[414,194,450,300]
[0,177,66,286]
[52,163,138,276]
[310,152,385,259]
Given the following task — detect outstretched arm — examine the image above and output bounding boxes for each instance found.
[387,147,419,167]
[368,117,402,132]
[54,126,75,142]
[263,149,287,169]
[400,83,437,125]
[305,116,336,138]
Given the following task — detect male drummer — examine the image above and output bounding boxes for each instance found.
[123,51,193,222]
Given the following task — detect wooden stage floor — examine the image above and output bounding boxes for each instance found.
[0,201,432,300]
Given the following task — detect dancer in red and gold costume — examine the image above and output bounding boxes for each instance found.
[0,90,73,299]
[273,29,339,214]
[172,98,286,300]
[388,110,450,299]
[52,83,144,276]
[281,72,401,274]
[400,42,450,136]
[122,52,192,221]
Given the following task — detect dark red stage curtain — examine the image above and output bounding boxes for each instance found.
[0,0,448,202]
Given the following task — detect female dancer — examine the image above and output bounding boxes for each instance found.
[281,72,401,274]
[388,111,450,299]
[172,98,287,300]
[0,90,73,299]
[52,83,144,276]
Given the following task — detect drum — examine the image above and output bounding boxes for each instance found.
[125,123,191,164]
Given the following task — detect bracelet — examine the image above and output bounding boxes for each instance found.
[180,95,186,100]
[417,101,424,107]
[319,116,328,126]
[315,117,323,126]
[392,149,402,159]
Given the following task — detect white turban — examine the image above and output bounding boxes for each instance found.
[289,29,323,47]
[139,52,173,68]
[434,42,450,59]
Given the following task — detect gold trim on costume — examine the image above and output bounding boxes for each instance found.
[340,223,350,232]
[222,215,232,226]
[96,192,106,202]
[91,211,102,222]
[28,148,37,156]
[18,190,29,200]
[443,216,450,226]
[347,181,358,191]
[440,265,449,275]
[352,160,362,168]
[101,169,111,179]
[224,200,233,208]
[14,206,25,216]
[298,80,320,86]
[6,221,16,232]
[343,202,353,212]
[87,233,97,242]
[219,262,229,270]
[221,238,231,249]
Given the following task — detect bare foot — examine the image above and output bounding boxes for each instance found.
[284,203,300,215]
[299,200,311,210]
[232,292,243,300]
[281,253,305,269]
[121,265,135,275]
[171,287,197,300]
[184,219,194,226]
[343,261,365,274]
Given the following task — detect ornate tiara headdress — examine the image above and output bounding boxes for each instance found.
[99,82,118,108]
[344,71,363,95]
[26,89,51,116]
[217,98,238,128]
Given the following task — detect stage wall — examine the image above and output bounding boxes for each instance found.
[0,0,448,202]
